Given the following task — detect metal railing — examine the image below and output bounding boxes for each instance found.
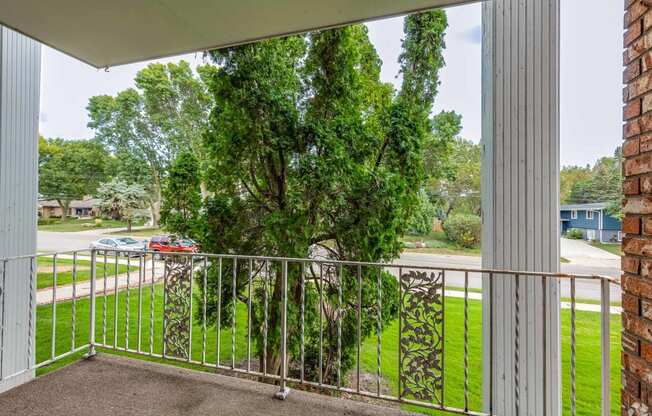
[0,249,619,415]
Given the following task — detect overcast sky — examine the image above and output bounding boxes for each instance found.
[39,1,622,167]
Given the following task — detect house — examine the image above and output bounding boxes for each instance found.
[38,196,101,219]
[560,202,621,243]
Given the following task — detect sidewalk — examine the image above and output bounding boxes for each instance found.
[36,262,165,305]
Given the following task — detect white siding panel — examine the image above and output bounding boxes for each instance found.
[0,26,40,392]
[481,0,560,414]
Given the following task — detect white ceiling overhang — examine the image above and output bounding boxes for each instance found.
[0,0,475,68]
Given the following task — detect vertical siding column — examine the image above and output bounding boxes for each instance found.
[621,1,652,414]
[0,26,40,393]
[481,0,560,414]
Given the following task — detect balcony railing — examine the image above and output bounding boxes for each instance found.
[0,249,619,415]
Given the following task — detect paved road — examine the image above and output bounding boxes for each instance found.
[38,231,621,301]
[397,251,620,301]
[38,228,151,252]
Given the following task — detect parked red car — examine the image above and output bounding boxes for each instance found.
[148,235,199,253]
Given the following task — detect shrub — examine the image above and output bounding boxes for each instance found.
[442,213,481,248]
[94,218,103,228]
[406,190,437,236]
[38,218,58,226]
[566,228,583,240]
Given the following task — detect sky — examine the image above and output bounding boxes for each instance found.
[39,1,622,167]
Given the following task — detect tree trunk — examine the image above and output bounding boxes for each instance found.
[57,199,70,220]
[127,218,133,232]
[150,175,162,228]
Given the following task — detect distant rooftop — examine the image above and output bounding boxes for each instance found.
[560,202,610,211]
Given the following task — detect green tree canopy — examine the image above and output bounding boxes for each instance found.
[563,147,622,207]
[161,151,203,238]
[39,137,112,219]
[96,179,149,231]
[179,11,450,383]
[87,60,214,226]
[428,136,481,218]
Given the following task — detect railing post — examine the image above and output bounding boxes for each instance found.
[600,278,610,416]
[274,260,290,400]
[87,249,97,357]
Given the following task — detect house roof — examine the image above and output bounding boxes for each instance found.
[0,0,471,68]
[39,198,100,209]
[560,202,610,211]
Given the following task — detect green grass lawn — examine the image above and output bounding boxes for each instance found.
[36,287,620,415]
[36,257,138,290]
[402,231,481,256]
[590,241,622,257]
[38,218,145,232]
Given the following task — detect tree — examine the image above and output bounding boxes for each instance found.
[87,61,214,226]
[161,152,203,237]
[428,137,481,218]
[39,137,111,219]
[407,189,437,235]
[560,165,591,205]
[185,11,449,383]
[564,147,622,206]
[96,179,149,231]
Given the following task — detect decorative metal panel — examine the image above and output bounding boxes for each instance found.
[399,270,444,404]
[163,256,192,359]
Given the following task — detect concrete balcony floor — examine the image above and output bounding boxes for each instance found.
[0,354,413,416]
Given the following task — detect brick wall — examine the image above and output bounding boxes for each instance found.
[623,1,652,414]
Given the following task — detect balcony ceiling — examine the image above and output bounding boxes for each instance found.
[0,0,473,68]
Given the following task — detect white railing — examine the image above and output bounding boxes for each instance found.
[0,249,618,415]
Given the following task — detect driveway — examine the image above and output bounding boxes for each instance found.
[560,237,620,267]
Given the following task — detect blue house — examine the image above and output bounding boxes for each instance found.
[560,202,621,243]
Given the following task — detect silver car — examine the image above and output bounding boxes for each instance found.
[90,237,147,255]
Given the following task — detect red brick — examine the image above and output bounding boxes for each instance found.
[625,351,652,385]
[626,216,643,234]
[626,137,642,157]
[626,256,643,274]
[624,197,652,215]
[642,50,652,73]
[629,99,644,120]
[644,299,652,319]
[627,20,644,47]
[627,2,650,27]
[626,59,642,84]
[626,153,652,176]
[641,259,652,280]
[628,291,643,314]
[625,331,642,355]
[625,236,652,255]
[645,8,652,31]
[641,174,652,193]
[629,71,652,98]
[625,315,652,344]
[626,118,643,139]
[642,133,652,153]
[624,368,642,397]
[645,217,652,235]
[627,178,642,196]
[644,94,652,114]
[627,31,652,65]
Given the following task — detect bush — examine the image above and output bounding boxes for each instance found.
[566,228,583,240]
[406,190,436,236]
[94,218,103,228]
[38,218,58,226]
[442,213,481,248]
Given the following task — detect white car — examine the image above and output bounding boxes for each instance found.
[90,237,147,255]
